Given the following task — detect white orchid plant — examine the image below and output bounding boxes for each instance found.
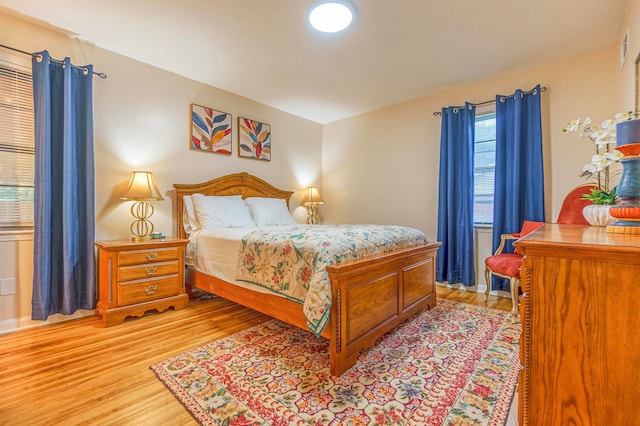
[563,111,636,204]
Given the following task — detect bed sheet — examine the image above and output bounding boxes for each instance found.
[186,225,300,296]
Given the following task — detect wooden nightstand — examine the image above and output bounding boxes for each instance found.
[95,238,189,326]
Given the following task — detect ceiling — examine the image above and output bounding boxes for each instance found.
[0,0,630,124]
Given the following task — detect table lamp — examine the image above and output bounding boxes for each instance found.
[120,171,164,240]
[301,186,324,224]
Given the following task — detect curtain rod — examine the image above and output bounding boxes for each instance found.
[0,43,107,79]
[433,86,546,116]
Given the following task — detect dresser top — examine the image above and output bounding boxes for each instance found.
[515,223,640,257]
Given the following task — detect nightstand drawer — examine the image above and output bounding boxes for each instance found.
[117,276,179,306]
[118,261,180,282]
[118,247,181,266]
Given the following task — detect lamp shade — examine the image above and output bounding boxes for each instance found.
[301,186,324,206]
[120,171,164,201]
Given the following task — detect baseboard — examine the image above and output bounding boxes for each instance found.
[437,281,511,299]
[0,309,96,335]
[0,319,19,334]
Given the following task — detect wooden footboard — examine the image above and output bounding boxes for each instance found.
[326,242,440,375]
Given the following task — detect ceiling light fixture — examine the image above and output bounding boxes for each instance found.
[308,0,355,33]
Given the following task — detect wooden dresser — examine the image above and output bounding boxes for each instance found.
[96,238,189,326]
[514,224,640,425]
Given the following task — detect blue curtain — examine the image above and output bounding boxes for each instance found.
[436,103,476,286]
[31,51,96,320]
[491,85,545,292]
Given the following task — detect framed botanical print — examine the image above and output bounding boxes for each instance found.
[238,117,271,161]
[190,103,232,155]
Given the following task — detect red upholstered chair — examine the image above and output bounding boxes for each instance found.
[556,184,597,224]
[483,186,596,316]
[484,220,544,316]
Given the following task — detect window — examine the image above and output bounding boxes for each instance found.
[474,112,496,225]
[0,53,34,229]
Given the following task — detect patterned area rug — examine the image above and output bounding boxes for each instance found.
[150,300,520,425]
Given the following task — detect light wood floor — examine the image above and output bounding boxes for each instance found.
[0,286,512,425]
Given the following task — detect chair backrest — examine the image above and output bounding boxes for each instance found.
[511,220,544,254]
[520,220,545,237]
[556,184,597,225]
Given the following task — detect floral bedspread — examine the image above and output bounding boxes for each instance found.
[235,224,428,336]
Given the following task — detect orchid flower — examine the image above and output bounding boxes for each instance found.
[564,111,637,203]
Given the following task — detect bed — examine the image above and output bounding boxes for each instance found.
[174,172,441,376]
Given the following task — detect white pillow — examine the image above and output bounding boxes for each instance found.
[182,194,243,233]
[191,194,255,229]
[244,197,296,226]
[182,195,200,233]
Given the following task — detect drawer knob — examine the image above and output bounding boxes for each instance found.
[145,266,158,276]
[144,284,158,295]
[145,252,158,261]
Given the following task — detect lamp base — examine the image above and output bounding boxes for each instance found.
[129,200,155,239]
[306,204,319,225]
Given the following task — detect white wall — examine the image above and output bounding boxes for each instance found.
[2,0,639,329]
[322,46,625,239]
[0,233,33,332]
[322,0,640,292]
[0,10,322,330]
[91,47,324,241]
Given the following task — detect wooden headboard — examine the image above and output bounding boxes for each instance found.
[173,172,294,239]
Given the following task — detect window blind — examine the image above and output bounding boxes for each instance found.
[0,53,34,229]
[474,113,496,224]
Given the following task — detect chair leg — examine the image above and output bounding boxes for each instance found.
[510,277,520,317]
[484,267,491,302]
